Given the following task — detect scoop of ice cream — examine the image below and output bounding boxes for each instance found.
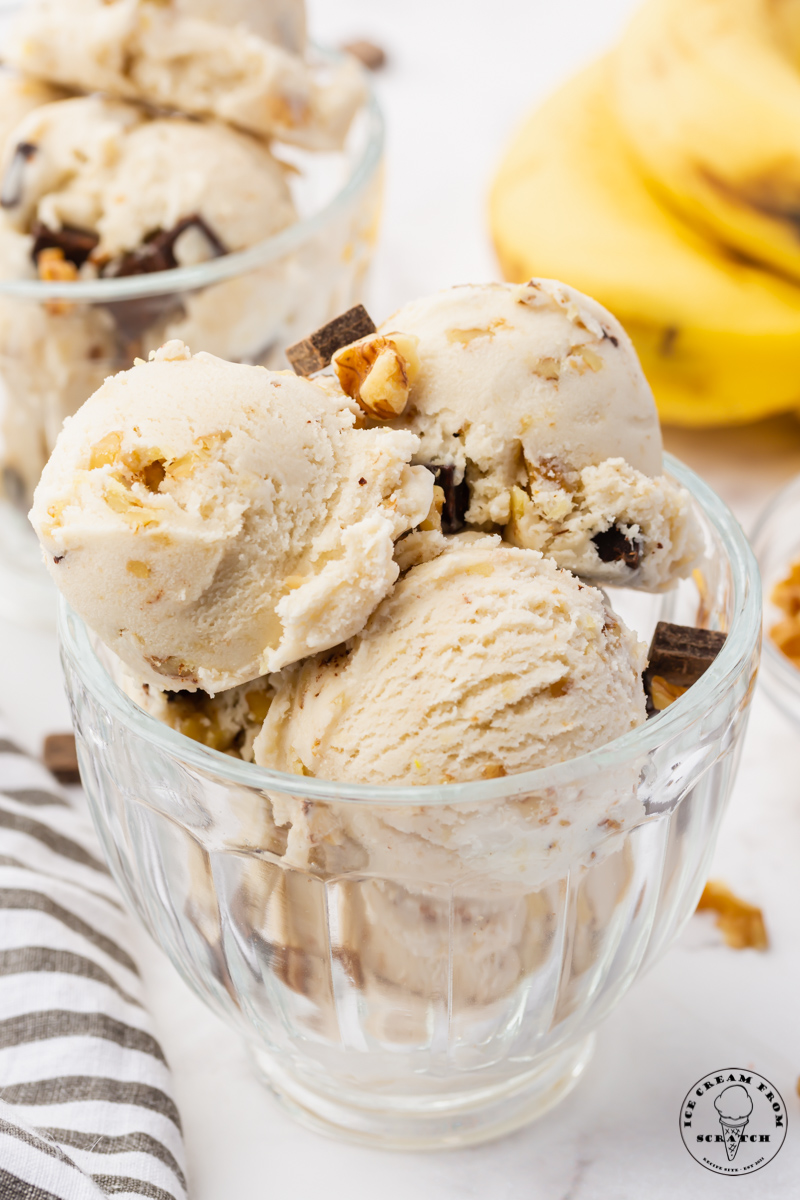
[8,0,365,150]
[175,0,305,52]
[715,1085,753,1121]
[30,341,434,692]
[0,95,296,265]
[361,280,700,590]
[256,541,648,785]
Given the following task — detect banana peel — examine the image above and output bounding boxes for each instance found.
[490,56,800,426]
[614,0,800,286]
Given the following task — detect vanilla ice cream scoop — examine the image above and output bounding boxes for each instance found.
[0,95,296,265]
[8,0,364,151]
[256,541,648,785]
[176,0,305,52]
[362,280,700,590]
[30,342,433,692]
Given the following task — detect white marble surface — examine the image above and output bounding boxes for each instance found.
[4,0,800,1195]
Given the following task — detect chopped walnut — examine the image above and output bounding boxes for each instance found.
[648,675,688,711]
[418,485,444,533]
[696,881,769,951]
[770,560,800,665]
[38,246,78,314]
[333,331,420,419]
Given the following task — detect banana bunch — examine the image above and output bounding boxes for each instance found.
[490,0,800,426]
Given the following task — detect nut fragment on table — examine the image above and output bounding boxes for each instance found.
[285,304,377,376]
[333,331,420,418]
[696,881,769,951]
[769,559,800,664]
[643,621,726,716]
[43,732,80,783]
[342,40,387,70]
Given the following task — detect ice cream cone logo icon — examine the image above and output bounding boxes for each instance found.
[714,1085,754,1162]
[680,1068,787,1175]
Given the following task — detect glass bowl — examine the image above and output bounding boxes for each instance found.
[750,471,800,724]
[59,456,760,1150]
[0,51,384,627]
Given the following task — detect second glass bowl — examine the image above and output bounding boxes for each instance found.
[0,58,384,626]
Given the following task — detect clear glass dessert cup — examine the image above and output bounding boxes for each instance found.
[750,471,800,724]
[59,456,760,1150]
[0,52,384,627]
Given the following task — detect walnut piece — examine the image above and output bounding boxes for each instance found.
[333,331,420,419]
[696,881,769,951]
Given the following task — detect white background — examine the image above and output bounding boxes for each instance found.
[5,0,800,1195]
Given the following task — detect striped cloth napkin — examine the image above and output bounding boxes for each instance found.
[0,720,187,1200]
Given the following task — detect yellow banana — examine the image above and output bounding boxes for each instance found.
[489,56,800,426]
[613,0,800,283]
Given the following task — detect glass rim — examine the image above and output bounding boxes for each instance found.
[0,57,384,303]
[750,469,800,695]
[58,453,762,806]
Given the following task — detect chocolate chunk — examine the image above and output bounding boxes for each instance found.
[286,304,377,376]
[31,222,99,269]
[109,214,227,278]
[427,464,470,534]
[592,524,642,569]
[1,142,37,209]
[643,621,727,717]
[43,732,81,784]
[342,39,387,70]
[602,328,619,347]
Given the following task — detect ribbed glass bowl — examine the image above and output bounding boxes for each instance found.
[751,471,800,724]
[0,41,384,627]
[59,456,760,1150]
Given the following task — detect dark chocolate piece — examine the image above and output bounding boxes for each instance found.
[43,732,81,784]
[31,222,99,268]
[285,304,377,376]
[643,621,727,717]
[592,524,642,569]
[427,464,470,534]
[342,39,387,70]
[109,214,227,278]
[1,142,37,209]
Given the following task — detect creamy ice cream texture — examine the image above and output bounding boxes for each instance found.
[256,541,648,785]
[360,280,700,590]
[0,95,296,267]
[30,341,433,692]
[7,0,365,150]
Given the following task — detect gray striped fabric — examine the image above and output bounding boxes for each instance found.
[0,720,187,1200]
